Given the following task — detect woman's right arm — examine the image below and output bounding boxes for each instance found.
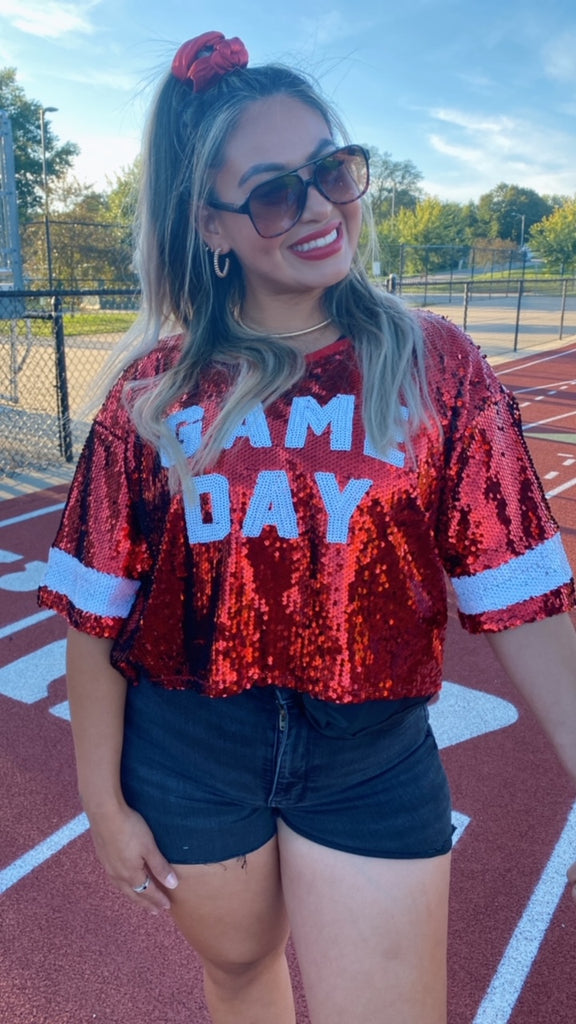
[66,627,179,913]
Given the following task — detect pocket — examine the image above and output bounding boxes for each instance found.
[301,693,429,738]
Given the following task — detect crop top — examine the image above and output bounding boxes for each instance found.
[38,312,575,702]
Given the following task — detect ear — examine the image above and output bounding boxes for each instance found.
[197,204,230,253]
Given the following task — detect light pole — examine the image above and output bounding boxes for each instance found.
[40,106,58,289]
[390,181,396,222]
[512,212,526,249]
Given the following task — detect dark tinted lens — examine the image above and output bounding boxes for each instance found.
[248,173,305,237]
[316,147,369,203]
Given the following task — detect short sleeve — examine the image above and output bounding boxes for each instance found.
[432,327,574,632]
[38,379,154,638]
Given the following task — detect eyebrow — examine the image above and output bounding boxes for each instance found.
[237,138,336,187]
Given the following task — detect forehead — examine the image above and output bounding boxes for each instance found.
[222,95,332,177]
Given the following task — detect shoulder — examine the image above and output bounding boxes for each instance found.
[96,334,184,435]
[414,309,503,410]
[123,332,183,382]
[415,309,484,369]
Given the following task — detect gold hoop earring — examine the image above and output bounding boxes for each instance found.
[213,248,230,279]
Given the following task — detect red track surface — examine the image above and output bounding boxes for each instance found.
[1,345,575,1024]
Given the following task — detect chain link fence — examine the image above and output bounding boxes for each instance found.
[393,275,576,353]
[1,280,575,479]
[0,289,138,477]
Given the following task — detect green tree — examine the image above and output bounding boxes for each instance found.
[529,200,576,273]
[21,173,139,289]
[53,183,137,289]
[475,183,553,242]
[0,67,78,222]
[394,198,470,273]
[104,158,141,224]
[367,147,423,225]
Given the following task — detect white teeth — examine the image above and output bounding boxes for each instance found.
[293,228,338,253]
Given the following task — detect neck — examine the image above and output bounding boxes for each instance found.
[236,311,333,340]
[238,293,339,351]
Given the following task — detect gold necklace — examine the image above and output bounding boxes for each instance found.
[235,312,333,339]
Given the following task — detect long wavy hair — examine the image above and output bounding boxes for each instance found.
[99,60,436,490]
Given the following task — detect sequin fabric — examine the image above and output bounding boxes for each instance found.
[38,313,574,701]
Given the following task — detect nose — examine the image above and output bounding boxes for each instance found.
[300,176,333,218]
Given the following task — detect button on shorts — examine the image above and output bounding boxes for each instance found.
[120,678,453,864]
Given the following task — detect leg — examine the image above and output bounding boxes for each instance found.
[278,821,451,1024]
[168,836,295,1024]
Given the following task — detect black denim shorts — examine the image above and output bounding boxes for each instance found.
[120,679,453,865]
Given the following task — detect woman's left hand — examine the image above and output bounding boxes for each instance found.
[568,861,576,904]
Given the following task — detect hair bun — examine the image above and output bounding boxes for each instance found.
[171,31,249,91]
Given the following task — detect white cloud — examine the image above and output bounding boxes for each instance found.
[453,71,495,93]
[425,106,576,198]
[428,134,484,165]
[420,177,482,203]
[60,68,136,91]
[543,31,576,83]
[0,1,98,39]
[430,108,517,137]
[0,40,16,63]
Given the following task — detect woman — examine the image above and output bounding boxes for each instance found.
[39,31,576,1024]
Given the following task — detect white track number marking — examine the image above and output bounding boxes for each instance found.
[0,560,47,591]
[0,641,66,702]
[429,681,518,748]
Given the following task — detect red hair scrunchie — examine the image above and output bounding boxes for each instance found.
[171,31,249,92]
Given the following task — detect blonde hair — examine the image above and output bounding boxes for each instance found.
[97,59,434,490]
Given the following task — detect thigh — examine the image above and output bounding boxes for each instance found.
[278,822,451,1024]
[169,836,291,967]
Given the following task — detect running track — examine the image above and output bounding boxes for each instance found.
[1,345,575,1023]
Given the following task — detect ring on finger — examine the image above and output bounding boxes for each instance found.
[132,874,151,894]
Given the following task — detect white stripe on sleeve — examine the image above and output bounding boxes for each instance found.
[450,533,573,615]
[42,547,140,619]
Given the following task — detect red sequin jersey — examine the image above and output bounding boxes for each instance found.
[38,313,574,702]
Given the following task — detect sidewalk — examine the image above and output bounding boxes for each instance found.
[0,464,75,502]
[418,299,576,365]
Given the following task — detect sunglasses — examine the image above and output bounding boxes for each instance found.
[208,145,370,239]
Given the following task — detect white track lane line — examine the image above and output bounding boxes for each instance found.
[0,813,89,894]
[472,800,576,1024]
[0,609,56,640]
[0,503,65,529]
[523,410,576,430]
[497,348,576,376]
[513,377,576,395]
[545,477,576,499]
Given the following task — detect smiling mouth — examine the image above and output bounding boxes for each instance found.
[291,226,340,253]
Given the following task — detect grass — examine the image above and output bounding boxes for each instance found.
[5,309,139,338]
[63,310,138,334]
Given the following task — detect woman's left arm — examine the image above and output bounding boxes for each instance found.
[486,612,576,901]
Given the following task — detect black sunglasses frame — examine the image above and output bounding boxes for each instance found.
[208,145,370,239]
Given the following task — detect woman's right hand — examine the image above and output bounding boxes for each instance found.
[86,801,179,915]
[65,631,179,915]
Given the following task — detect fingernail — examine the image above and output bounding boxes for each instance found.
[165,872,178,888]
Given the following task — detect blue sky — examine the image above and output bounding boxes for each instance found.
[1,0,575,202]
